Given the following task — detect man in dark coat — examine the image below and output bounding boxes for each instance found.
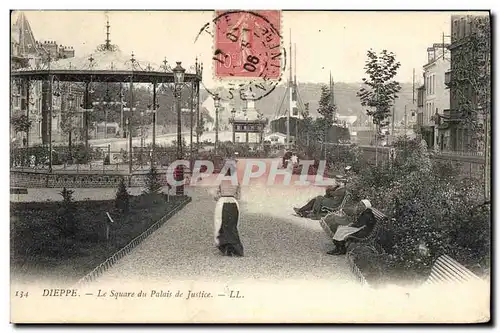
[293,177,348,219]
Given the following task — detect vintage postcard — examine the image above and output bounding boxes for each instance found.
[9,9,491,323]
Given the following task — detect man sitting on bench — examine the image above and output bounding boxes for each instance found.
[327,199,377,255]
[293,179,347,220]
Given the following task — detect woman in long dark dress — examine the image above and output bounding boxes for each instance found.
[327,199,377,255]
[213,182,243,257]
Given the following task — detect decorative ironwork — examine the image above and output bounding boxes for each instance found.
[95,18,119,52]
[88,54,95,69]
[161,57,172,72]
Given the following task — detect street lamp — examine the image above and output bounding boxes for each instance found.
[214,93,221,155]
[125,117,129,153]
[140,110,144,149]
[173,61,185,160]
[173,61,185,196]
[123,105,136,173]
[231,107,236,143]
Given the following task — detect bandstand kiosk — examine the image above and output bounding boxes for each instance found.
[229,91,267,148]
[10,21,203,195]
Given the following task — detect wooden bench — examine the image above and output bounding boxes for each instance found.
[344,207,390,254]
[10,187,28,195]
[319,191,352,238]
[319,202,390,255]
[424,254,482,285]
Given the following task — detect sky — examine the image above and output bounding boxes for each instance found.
[13,10,487,87]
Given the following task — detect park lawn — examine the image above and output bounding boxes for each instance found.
[10,194,186,284]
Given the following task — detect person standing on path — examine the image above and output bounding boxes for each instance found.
[213,181,244,257]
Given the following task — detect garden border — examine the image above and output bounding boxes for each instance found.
[74,195,192,286]
[346,250,370,287]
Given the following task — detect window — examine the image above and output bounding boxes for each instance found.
[459,17,466,39]
[452,19,458,41]
[466,18,472,36]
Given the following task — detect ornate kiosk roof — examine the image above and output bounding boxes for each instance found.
[11,20,202,83]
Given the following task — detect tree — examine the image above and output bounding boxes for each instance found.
[449,16,491,201]
[57,187,77,237]
[298,103,314,148]
[11,115,32,142]
[59,107,78,153]
[358,49,401,125]
[115,178,130,212]
[447,15,491,200]
[357,49,401,165]
[318,86,336,126]
[196,113,206,141]
[143,166,163,195]
[316,86,337,158]
[448,15,491,145]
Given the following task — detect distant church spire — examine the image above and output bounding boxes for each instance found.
[15,12,38,56]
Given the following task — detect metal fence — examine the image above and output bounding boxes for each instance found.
[10,145,179,173]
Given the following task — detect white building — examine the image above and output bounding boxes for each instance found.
[422,42,450,149]
[264,132,287,145]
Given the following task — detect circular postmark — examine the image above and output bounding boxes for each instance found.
[195,10,287,101]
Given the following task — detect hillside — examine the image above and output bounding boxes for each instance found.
[200,82,417,125]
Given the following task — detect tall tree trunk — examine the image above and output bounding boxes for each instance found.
[375,124,379,167]
[68,131,72,158]
[484,112,490,201]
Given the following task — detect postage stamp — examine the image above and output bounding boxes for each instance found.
[213,10,282,79]
[9,10,491,324]
[195,10,286,101]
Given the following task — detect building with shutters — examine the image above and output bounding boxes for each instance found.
[420,42,450,150]
[10,11,78,146]
[443,14,490,152]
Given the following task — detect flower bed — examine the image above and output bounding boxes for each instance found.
[346,138,490,287]
[11,194,188,283]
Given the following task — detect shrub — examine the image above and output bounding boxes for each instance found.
[143,166,163,195]
[57,187,77,237]
[115,178,130,212]
[348,137,490,278]
[326,143,364,173]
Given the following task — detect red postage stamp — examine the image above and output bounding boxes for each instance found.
[213,10,282,79]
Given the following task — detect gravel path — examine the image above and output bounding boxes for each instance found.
[13,158,353,285]
[94,180,355,285]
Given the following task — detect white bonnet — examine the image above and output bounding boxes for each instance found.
[361,199,372,209]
